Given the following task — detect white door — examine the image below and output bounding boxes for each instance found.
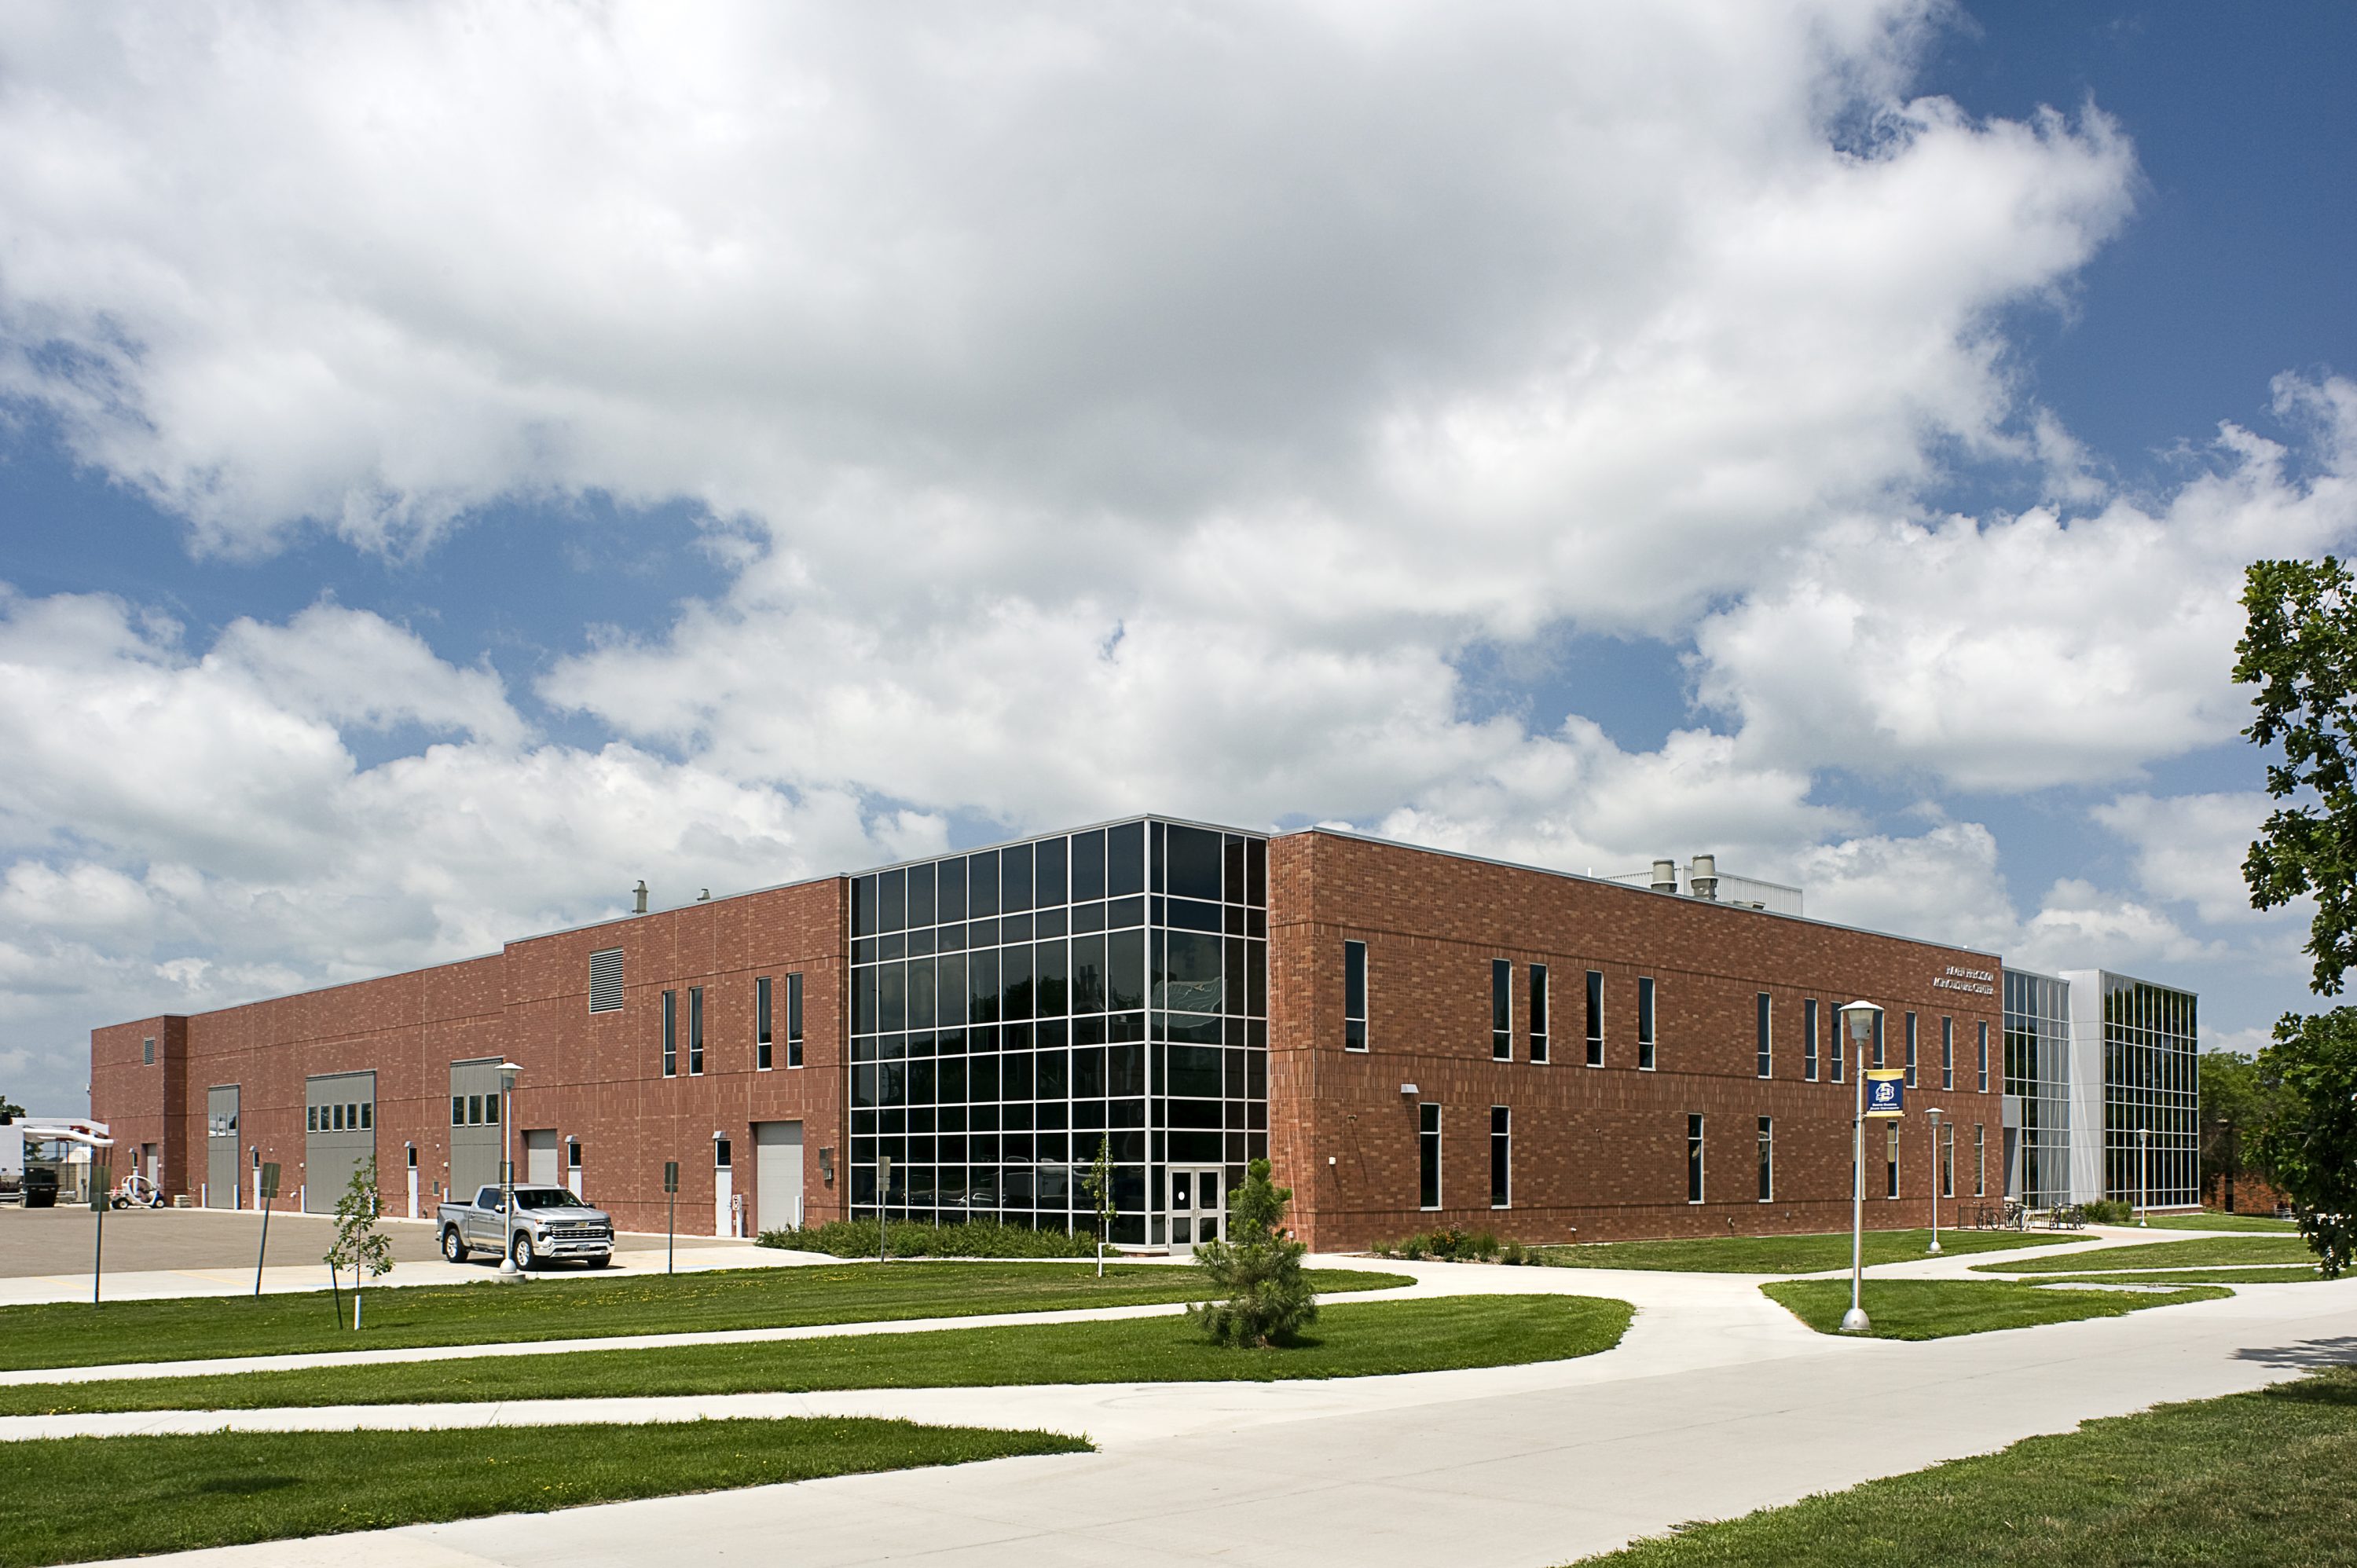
[754,1122,804,1233]
[523,1129,559,1187]
[714,1138,735,1236]
[1166,1167,1225,1256]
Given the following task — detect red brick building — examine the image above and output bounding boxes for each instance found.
[91,818,2007,1251]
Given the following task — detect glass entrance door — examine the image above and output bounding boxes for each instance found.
[1166,1167,1225,1255]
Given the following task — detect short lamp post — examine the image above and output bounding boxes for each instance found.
[494,1060,524,1280]
[1838,1000,1882,1334]
[1926,1108,1945,1255]
[2137,1124,2150,1226]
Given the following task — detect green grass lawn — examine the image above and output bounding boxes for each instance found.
[2036,1266,2327,1286]
[2139,1210,2299,1233]
[1578,1367,2357,1566]
[2,1416,1086,1567]
[1972,1236,2316,1275]
[1762,1278,2229,1339]
[0,1293,1632,1416]
[1535,1228,2083,1274]
[0,1262,1405,1373]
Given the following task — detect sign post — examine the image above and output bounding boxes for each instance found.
[90,1160,112,1305]
[1837,1002,1886,1335]
[875,1154,894,1265]
[253,1161,281,1297]
[663,1160,680,1276]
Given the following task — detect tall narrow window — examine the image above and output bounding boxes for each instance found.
[1491,960,1512,1061]
[1755,992,1772,1078]
[1941,1017,1955,1090]
[1974,1123,1986,1197]
[1803,998,1820,1082]
[1757,1116,1773,1202]
[1686,1113,1704,1203]
[1885,1123,1900,1199]
[787,972,805,1068]
[142,1036,155,1065]
[756,976,774,1071]
[1940,1123,1956,1199]
[1976,1023,1989,1093]
[1419,1103,1441,1209]
[1490,1106,1511,1208]
[1637,977,1658,1071]
[1871,1010,1885,1071]
[688,986,705,1075]
[1585,970,1604,1066]
[1903,1012,1917,1088]
[1831,1008,1845,1083]
[589,947,625,1013]
[662,989,677,1077]
[1529,965,1549,1064]
[1343,940,1369,1052]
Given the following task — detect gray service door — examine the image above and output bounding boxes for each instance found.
[753,1120,803,1233]
[523,1128,559,1187]
[206,1086,240,1208]
[449,1058,506,1202]
[303,1072,377,1212]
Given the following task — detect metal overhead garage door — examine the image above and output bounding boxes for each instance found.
[754,1121,803,1233]
[449,1058,505,1203]
[206,1086,240,1209]
[303,1072,376,1212]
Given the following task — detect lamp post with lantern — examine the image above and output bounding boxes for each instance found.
[493,1061,524,1280]
[1926,1107,1945,1255]
[1838,1001,1882,1334]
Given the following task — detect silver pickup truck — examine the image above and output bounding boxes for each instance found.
[437,1184,615,1270]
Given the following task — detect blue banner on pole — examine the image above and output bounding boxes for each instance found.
[1865,1070,1906,1118]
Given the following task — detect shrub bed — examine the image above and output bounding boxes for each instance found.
[758,1217,1102,1259]
[1369,1228,1538,1265]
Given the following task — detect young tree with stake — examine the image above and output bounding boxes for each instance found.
[1082,1135,1116,1278]
[325,1158,395,1328]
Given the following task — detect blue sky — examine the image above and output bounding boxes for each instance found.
[0,2,2351,1112]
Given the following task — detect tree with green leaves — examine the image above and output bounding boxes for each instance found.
[1186,1158,1315,1347]
[1081,1135,1116,1278]
[324,1158,395,1328]
[2197,1050,2281,1203]
[2249,1010,2357,1277]
[2236,556,2357,994]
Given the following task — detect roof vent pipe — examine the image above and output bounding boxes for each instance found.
[632,881,649,915]
[1651,859,1678,894]
[697,888,711,903]
[1691,854,1718,900]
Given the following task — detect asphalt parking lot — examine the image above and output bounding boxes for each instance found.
[0,1204,693,1278]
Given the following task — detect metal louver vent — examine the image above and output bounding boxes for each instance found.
[588,947,625,1013]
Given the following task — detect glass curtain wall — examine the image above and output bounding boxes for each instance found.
[2101,975,2198,1208]
[847,817,1270,1244]
[2002,969,2072,1209]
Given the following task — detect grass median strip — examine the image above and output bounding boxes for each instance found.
[1534,1229,2084,1273]
[0,1294,1633,1416]
[0,1262,1406,1373]
[2034,1266,2326,1286]
[1762,1278,2229,1339]
[1578,1366,2357,1566]
[2135,1211,2300,1233]
[3,1415,1087,1568]
[1971,1236,2315,1275]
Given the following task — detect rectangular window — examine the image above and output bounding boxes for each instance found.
[688,986,705,1075]
[1872,1010,1885,1072]
[1940,1123,1955,1199]
[662,989,677,1077]
[360,1103,371,1130]
[1419,1102,1441,1210]
[1831,1008,1845,1083]
[1974,1123,1986,1197]
[1343,940,1369,1051]
[1687,1113,1704,1203]
[757,976,774,1071]
[1977,1022,1989,1093]
[142,1036,155,1065]
[1885,1123,1899,1199]
[1637,978,1657,1070]
[1491,960,1512,1061]
[484,1093,499,1127]
[451,1096,464,1127]
[308,1106,318,1132]
[1904,1012,1918,1088]
[1490,1106,1511,1209]
[1758,1116,1773,1203]
[1585,970,1604,1066]
[787,972,805,1068]
[466,1094,482,1126]
[589,947,624,1013]
[1529,964,1549,1064]
[1755,992,1772,1078]
[1941,1017,1954,1091]
[1803,998,1820,1081]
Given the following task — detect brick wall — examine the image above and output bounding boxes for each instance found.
[1268,831,2008,1251]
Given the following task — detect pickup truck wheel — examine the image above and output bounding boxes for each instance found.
[511,1232,536,1271]
[583,1254,610,1269]
[441,1226,469,1264]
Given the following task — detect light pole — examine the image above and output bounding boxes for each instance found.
[2137,1124,2150,1226]
[1838,1001,1882,1333]
[1926,1108,1945,1255]
[494,1061,524,1280]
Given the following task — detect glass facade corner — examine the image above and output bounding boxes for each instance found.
[2002,969,2072,1208]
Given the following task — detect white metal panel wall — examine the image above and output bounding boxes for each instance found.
[2061,970,2105,1205]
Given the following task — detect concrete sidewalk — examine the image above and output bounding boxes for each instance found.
[64,1274,2357,1568]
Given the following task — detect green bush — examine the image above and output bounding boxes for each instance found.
[1372,1227,1527,1262]
[757,1218,1098,1259]
[2081,1200,2134,1225]
[1187,1159,1317,1347]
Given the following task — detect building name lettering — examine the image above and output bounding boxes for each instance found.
[1935,963,1996,997]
